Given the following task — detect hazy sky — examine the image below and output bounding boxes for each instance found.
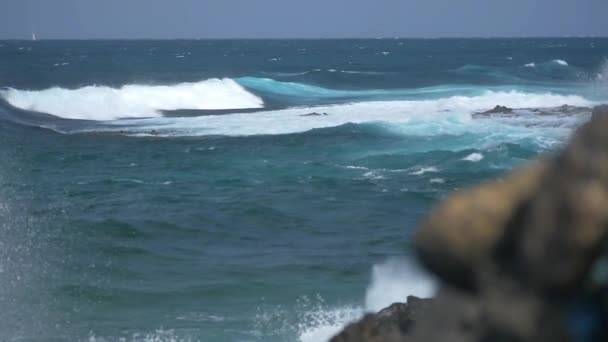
[1,0,607,39]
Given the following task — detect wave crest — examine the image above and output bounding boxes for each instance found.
[1,79,264,120]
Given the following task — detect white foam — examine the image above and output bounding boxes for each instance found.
[430,178,445,184]
[524,62,536,68]
[462,152,484,162]
[410,167,439,175]
[297,305,363,342]
[87,329,189,342]
[364,257,437,312]
[553,59,569,66]
[1,79,264,120]
[103,90,593,137]
[296,258,437,342]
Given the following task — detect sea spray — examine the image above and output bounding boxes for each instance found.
[364,257,437,312]
[296,258,437,342]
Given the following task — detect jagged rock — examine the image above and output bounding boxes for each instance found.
[479,105,514,115]
[330,296,433,342]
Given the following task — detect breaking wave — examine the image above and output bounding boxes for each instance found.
[0,78,264,120]
[237,77,487,101]
[98,90,594,137]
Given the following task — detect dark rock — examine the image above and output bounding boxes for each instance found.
[330,296,434,342]
[480,105,514,115]
[300,112,329,117]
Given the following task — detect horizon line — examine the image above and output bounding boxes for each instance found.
[1,35,608,41]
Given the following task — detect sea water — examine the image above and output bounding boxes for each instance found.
[0,38,607,341]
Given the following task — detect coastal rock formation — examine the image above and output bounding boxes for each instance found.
[479,105,514,114]
[330,105,608,342]
[331,296,434,342]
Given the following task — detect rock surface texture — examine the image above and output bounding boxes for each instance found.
[331,105,608,342]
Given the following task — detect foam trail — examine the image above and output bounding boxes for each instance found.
[1,79,263,120]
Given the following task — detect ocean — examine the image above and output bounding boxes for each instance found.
[0,38,607,342]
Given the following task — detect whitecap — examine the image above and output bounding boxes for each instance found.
[462,152,484,162]
[409,167,439,176]
[430,178,445,184]
[363,171,384,180]
[524,62,536,68]
[552,59,569,66]
[113,178,144,184]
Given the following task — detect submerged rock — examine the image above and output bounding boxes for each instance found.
[478,105,514,115]
[330,105,608,342]
[300,112,329,117]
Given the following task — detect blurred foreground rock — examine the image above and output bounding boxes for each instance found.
[331,105,608,342]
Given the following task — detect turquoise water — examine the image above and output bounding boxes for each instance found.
[0,38,607,341]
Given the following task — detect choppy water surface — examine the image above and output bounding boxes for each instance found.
[0,38,607,341]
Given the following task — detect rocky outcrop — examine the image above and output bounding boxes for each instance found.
[330,105,608,342]
[479,105,514,114]
[330,296,434,342]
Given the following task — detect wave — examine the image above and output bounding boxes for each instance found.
[553,59,569,66]
[0,79,264,120]
[237,77,525,102]
[94,90,594,138]
[454,60,582,83]
[261,69,390,78]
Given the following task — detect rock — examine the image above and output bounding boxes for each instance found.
[300,112,329,117]
[479,105,514,115]
[330,296,434,342]
[415,161,546,291]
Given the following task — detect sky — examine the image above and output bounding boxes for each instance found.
[0,0,607,39]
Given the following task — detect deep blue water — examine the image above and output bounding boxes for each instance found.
[0,38,607,342]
